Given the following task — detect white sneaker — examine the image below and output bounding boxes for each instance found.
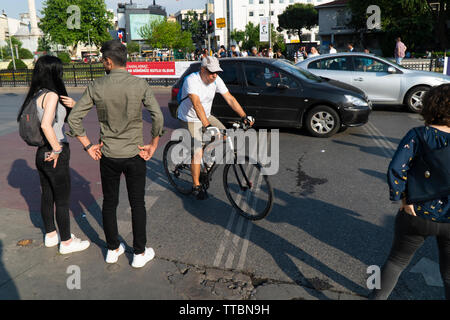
[44,233,60,247]
[105,243,125,264]
[59,234,90,255]
[131,247,155,268]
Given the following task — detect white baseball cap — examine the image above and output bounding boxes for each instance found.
[201,56,223,73]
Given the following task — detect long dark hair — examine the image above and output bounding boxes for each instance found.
[17,55,69,122]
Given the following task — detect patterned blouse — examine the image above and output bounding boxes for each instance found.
[387,126,450,222]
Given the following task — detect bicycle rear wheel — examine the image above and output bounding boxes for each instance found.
[223,157,274,220]
[163,140,193,195]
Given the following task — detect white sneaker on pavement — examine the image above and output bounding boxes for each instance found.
[44,233,60,247]
[105,243,125,264]
[59,234,90,255]
[131,247,155,268]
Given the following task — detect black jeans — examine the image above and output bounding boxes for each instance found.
[372,210,450,299]
[35,143,71,241]
[100,155,147,254]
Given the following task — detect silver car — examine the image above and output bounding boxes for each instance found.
[296,52,450,112]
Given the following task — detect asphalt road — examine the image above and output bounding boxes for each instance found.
[0,87,445,299]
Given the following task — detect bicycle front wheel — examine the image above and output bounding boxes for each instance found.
[223,157,274,220]
[163,140,193,195]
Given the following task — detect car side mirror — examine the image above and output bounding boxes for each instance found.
[387,66,396,74]
[277,83,289,90]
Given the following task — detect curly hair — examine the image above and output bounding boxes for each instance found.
[421,84,450,126]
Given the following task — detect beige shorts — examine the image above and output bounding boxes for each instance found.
[178,115,226,152]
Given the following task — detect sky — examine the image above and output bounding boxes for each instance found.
[0,0,207,20]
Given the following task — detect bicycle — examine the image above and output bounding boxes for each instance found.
[163,119,274,220]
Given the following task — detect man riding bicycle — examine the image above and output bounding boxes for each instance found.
[177,56,254,200]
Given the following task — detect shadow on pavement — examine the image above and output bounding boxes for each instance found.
[6,159,109,251]
[0,240,20,299]
[145,152,387,299]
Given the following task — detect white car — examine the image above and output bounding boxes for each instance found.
[296,52,450,112]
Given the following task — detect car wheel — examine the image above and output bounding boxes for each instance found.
[405,86,429,113]
[305,105,341,138]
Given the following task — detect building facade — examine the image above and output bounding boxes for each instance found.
[210,0,333,49]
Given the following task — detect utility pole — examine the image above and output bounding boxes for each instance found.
[5,13,16,70]
[269,0,272,51]
[206,0,211,54]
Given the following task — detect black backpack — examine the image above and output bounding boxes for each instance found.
[18,89,53,147]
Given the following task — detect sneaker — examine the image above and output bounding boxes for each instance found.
[192,185,208,200]
[44,233,60,247]
[105,243,125,264]
[59,234,90,255]
[131,247,155,268]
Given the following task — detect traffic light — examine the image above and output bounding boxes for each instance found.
[207,19,214,33]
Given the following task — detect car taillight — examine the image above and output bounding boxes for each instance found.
[171,87,180,101]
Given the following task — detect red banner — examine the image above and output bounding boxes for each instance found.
[126,62,176,76]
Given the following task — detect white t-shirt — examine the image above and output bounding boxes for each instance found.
[329,48,337,54]
[177,72,229,122]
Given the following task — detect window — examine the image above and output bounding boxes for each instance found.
[259,0,264,4]
[249,0,254,4]
[259,10,264,16]
[249,11,254,17]
[289,0,294,3]
[279,0,284,3]
[353,57,389,73]
[270,11,274,16]
[244,64,298,89]
[308,57,352,71]
[220,64,240,85]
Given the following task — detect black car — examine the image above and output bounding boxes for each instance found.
[168,57,372,138]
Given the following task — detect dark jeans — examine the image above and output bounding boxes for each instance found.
[100,155,147,254]
[35,143,71,241]
[372,210,450,300]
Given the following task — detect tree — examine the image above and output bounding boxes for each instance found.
[347,0,442,55]
[37,36,52,53]
[277,3,318,42]
[8,59,27,70]
[230,30,245,48]
[139,19,194,52]
[181,10,206,49]
[39,0,113,56]
[127,41,140,54]
[239,22,286,53]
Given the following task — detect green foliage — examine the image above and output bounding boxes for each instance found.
[19,48,34,59]
[182,10,206,47]
[8,59,28,70]
[240,22,285,52]
[127,41,140,54]
[230,30,246,47]
[57,52,71,64]
[39,0,113,50]
[37,36,52,52]
[139,18,194,51]
[277,3,318,40]
[347,0,439,55]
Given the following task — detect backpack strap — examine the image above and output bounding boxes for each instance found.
[40,89,59,123]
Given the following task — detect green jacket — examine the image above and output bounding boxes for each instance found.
[67,69,164,158]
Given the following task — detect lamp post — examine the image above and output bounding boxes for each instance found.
[5,13,16,70]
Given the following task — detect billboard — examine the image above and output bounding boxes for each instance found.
[129,14,164,41]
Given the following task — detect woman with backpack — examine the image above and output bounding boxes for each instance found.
[17,55,90,254]
[370,83,450,299]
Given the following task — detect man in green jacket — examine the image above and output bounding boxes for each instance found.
[68,40,164,268]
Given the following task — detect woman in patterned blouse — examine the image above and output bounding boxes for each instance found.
[371,83,450,299]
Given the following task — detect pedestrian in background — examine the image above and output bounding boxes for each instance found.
[308,47,320,58]
[347,43,355,52]
[395,37,407,65]
[68,40,164,268]
[329,43,337,54]
[17,56,90,254]
[370,83,450,300]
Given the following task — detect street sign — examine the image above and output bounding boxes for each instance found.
[259,17,269,42]
[117,30,124,40]
[216,18,226,29]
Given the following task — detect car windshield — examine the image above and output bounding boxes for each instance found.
[273,60,322,82]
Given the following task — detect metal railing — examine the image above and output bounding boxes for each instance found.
[0,65,178,87]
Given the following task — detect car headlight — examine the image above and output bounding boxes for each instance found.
[345,95,368,107]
